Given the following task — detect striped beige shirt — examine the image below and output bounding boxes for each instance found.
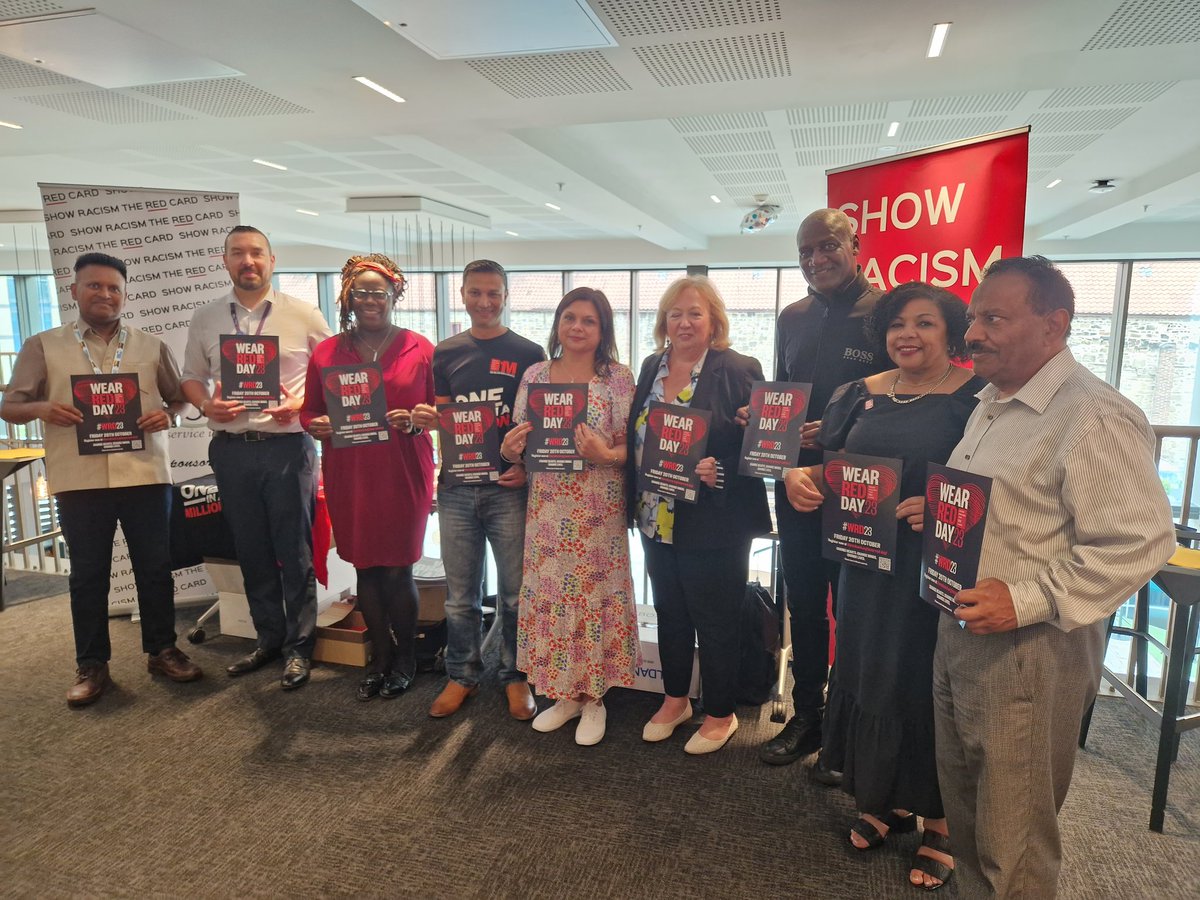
[947,347,1175,632]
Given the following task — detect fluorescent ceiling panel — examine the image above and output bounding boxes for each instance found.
[349,0,615,59]
[0,10,239,87]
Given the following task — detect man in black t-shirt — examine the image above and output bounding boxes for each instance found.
[412,259,544,721]
[760,209,888,769]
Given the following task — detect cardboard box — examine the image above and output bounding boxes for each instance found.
[633,622,701,698]
[417,581,446,622]
[204,558,256,640]
[313,597,373,667]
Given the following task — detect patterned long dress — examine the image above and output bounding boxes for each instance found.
[514,361,640,699]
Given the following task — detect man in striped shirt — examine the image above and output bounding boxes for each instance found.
[931,256,1175,897]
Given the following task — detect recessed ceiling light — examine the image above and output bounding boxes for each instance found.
[296,208,319,216]
[887,121,900,138]
[353,75,405,103]
[505,230,519,237]
[710,195,721,203]
[927,22,951,58]
[1046,179,1062,189]
[0,120,23,129]
[1089,178,1117,194]
[253,158,287,171]
[544,202,561,211]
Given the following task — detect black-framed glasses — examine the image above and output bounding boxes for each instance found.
[349,289,392,301]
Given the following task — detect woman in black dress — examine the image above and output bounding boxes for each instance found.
[782,281,983,891]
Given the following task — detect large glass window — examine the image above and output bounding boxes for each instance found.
[634,270,685,366]
[275,273,319,306]
[507,272,563,351]
[1060,262,1122,381]
[0,276,19,354]
[708,268,778,376]
[398,272,437,344]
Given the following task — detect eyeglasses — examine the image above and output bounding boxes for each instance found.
[349,289,392,302]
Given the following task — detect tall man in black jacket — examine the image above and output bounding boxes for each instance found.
[759,208,888,767]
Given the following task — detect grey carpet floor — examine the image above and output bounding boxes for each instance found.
[2,568,69,606]
[2,593,1197,900]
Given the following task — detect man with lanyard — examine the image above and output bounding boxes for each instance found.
[182,225,331,690]
[759,208,888,771]
[411,259,544,720]
[2,252,201,706]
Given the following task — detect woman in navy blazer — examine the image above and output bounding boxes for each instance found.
[626,276,771,754]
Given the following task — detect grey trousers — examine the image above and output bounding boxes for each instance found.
[933,616,1105,899]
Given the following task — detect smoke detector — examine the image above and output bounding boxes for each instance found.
[1089,179,1118,194]
[739,194,781,233]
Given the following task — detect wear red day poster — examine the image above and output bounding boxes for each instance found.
[525,383,589,474]
[738,380,811,479]
[321,362,389,449]
[219,333,280,410]
[71,372,144,455]
[920,462,993,615]
[437,401,502,486]
[638,401,711,503]
[826,128,1029,301]
[820,450,902,573]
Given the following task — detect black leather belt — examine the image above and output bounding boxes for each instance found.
[216,430,299,441]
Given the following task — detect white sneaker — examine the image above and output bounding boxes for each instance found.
[531,699,583,732]
[574,701,607,746]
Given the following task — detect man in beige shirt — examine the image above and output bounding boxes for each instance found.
[931,256,1175,897]
[2,252,202,707]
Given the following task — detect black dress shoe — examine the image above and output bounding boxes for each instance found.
[357,673,385,702]
[759,713,823,766]
[808,754,844,787]
[379,671,413,699]
[281,657,311,691]
[226,647,282,676]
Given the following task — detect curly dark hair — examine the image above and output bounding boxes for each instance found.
[866,281,969,363]
[547,287,619,377]
[336,253,406,348]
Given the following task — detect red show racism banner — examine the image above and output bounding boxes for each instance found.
[826,127,1029,301]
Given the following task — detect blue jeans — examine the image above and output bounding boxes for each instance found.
[437,482,527,686]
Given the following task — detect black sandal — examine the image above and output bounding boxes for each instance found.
[848,810,917,850]
[911,828,954,891]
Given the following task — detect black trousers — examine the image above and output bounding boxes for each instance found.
[776,486,840,714]
[209,432,318,658]
[642,535,750,718]
[56,483,177,667]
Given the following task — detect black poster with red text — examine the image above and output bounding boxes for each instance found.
[322,363,390,449]
[739,380,811,479]
[219,333,280,410]
[921,462,992,614]
[71,373,144,455]
[437,401,501,486]
[638,401,711,503]
[820,450,901,572]
[525,383,589,474]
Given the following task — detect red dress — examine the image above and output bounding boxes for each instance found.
[300,330,435,568]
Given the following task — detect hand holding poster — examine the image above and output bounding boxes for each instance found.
[920,462,993,614]
[438,401,501,485]
[219,334,280,410]
[739,380,811,478]
[525,383,589,473]
[820,451,901,572]
[71,373,144,454]
[321,363,389,448]
[638,401,711,503]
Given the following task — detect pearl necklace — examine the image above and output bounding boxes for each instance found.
[887,363,954,405]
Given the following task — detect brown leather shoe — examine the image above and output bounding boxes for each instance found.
[429,680,478,718]
[147,646,203,683]
[505,681,537,721]
[67,663,110,708]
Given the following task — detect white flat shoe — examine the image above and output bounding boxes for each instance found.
[684,715,739,755]
[574,701,606,746]
[532,699,583,733]
[642,701,693,742]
